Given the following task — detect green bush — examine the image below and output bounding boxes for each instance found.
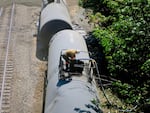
[81,0,150,106]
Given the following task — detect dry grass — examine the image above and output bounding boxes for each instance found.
[98,88,131,113]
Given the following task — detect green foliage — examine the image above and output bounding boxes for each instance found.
[112,81,148,104]
[79,0,103,11]
[89,13,107,27]
[141,59,150,74]
[81,0,150,107]
[93,27,127,76]
[112,80,150,105]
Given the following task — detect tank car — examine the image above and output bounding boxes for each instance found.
[37,0,72,60]
[37,1,103,113]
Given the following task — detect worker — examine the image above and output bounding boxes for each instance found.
[62,49,79,71]
[65,49,79,59]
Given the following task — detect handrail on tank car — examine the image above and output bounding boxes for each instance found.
[58,50,99,82]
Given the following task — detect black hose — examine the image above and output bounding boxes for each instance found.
[92,59,141,112]
[92,60,112,105]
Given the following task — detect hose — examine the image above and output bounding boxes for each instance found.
[91,59,112,105]
[91,59,140,112]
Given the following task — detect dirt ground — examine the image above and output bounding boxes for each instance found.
[10,4,45,113]
[0,0,41,7]
[0,0,86,113]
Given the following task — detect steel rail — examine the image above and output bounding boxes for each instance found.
[0,7,3,17]
[0,1,15,112]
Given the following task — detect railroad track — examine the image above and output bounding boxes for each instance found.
[0,2,15,113]
[0,7,3,17]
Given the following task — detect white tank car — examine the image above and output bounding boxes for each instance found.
[37,1,103,113]
[37,1,72,60]
[45,30,103,113]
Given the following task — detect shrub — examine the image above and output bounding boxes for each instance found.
[81,0,150,106]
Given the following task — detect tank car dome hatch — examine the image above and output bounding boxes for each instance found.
[58,50,98,83]
[36,2,72,60]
